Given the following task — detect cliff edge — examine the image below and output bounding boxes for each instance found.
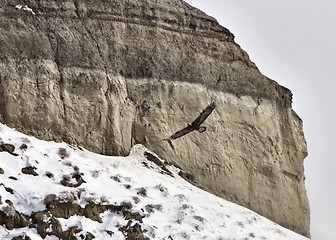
[0,0,310,237]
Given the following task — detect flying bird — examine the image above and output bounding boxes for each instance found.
[169,102,216,140]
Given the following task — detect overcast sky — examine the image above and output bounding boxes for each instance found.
[185,1,336,239]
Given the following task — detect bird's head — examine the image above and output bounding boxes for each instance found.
[198,126,206,133]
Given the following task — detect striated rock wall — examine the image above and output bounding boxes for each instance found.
[0,0,310,236]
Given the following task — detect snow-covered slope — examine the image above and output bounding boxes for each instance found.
[0,123,308,240]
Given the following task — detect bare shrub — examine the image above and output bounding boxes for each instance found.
[58,148,69,159]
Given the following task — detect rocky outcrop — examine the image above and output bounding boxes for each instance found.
[0,0,310,237]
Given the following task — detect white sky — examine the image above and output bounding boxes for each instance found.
[185,1,336,239]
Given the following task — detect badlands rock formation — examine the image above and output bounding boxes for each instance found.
[0,0,310,237]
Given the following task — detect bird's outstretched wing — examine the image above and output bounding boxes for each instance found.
[170,124,194,140]
[190,102,216,127]
[169,102,216,140]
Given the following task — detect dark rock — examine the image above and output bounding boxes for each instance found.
[123,210,143,224]
[31,211,51,238]
[45,171,54,178]
[85,232,96,240]
[49,202,81,220]
[0,143,15,153]
[5,199,13,206]
[144,151,173,177]
[111,175,122,182]
[21,166,39,176]
[11,235,31,240]
[60,173,86,188]
[119,221,149,240]
[0,143,18,156]
[19,143,28,150]
[0,208,29,230]
[178,170,196,183]
[4,186,14,194]
[61,225,82,240]
[72,172,86,185]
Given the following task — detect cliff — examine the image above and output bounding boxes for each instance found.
[0,0,310,237]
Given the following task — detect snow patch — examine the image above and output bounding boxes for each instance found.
[15,4,36,15]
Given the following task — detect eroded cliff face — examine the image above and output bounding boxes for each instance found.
[0,0,310,237]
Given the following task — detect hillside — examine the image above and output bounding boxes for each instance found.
[0,123,308,240]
